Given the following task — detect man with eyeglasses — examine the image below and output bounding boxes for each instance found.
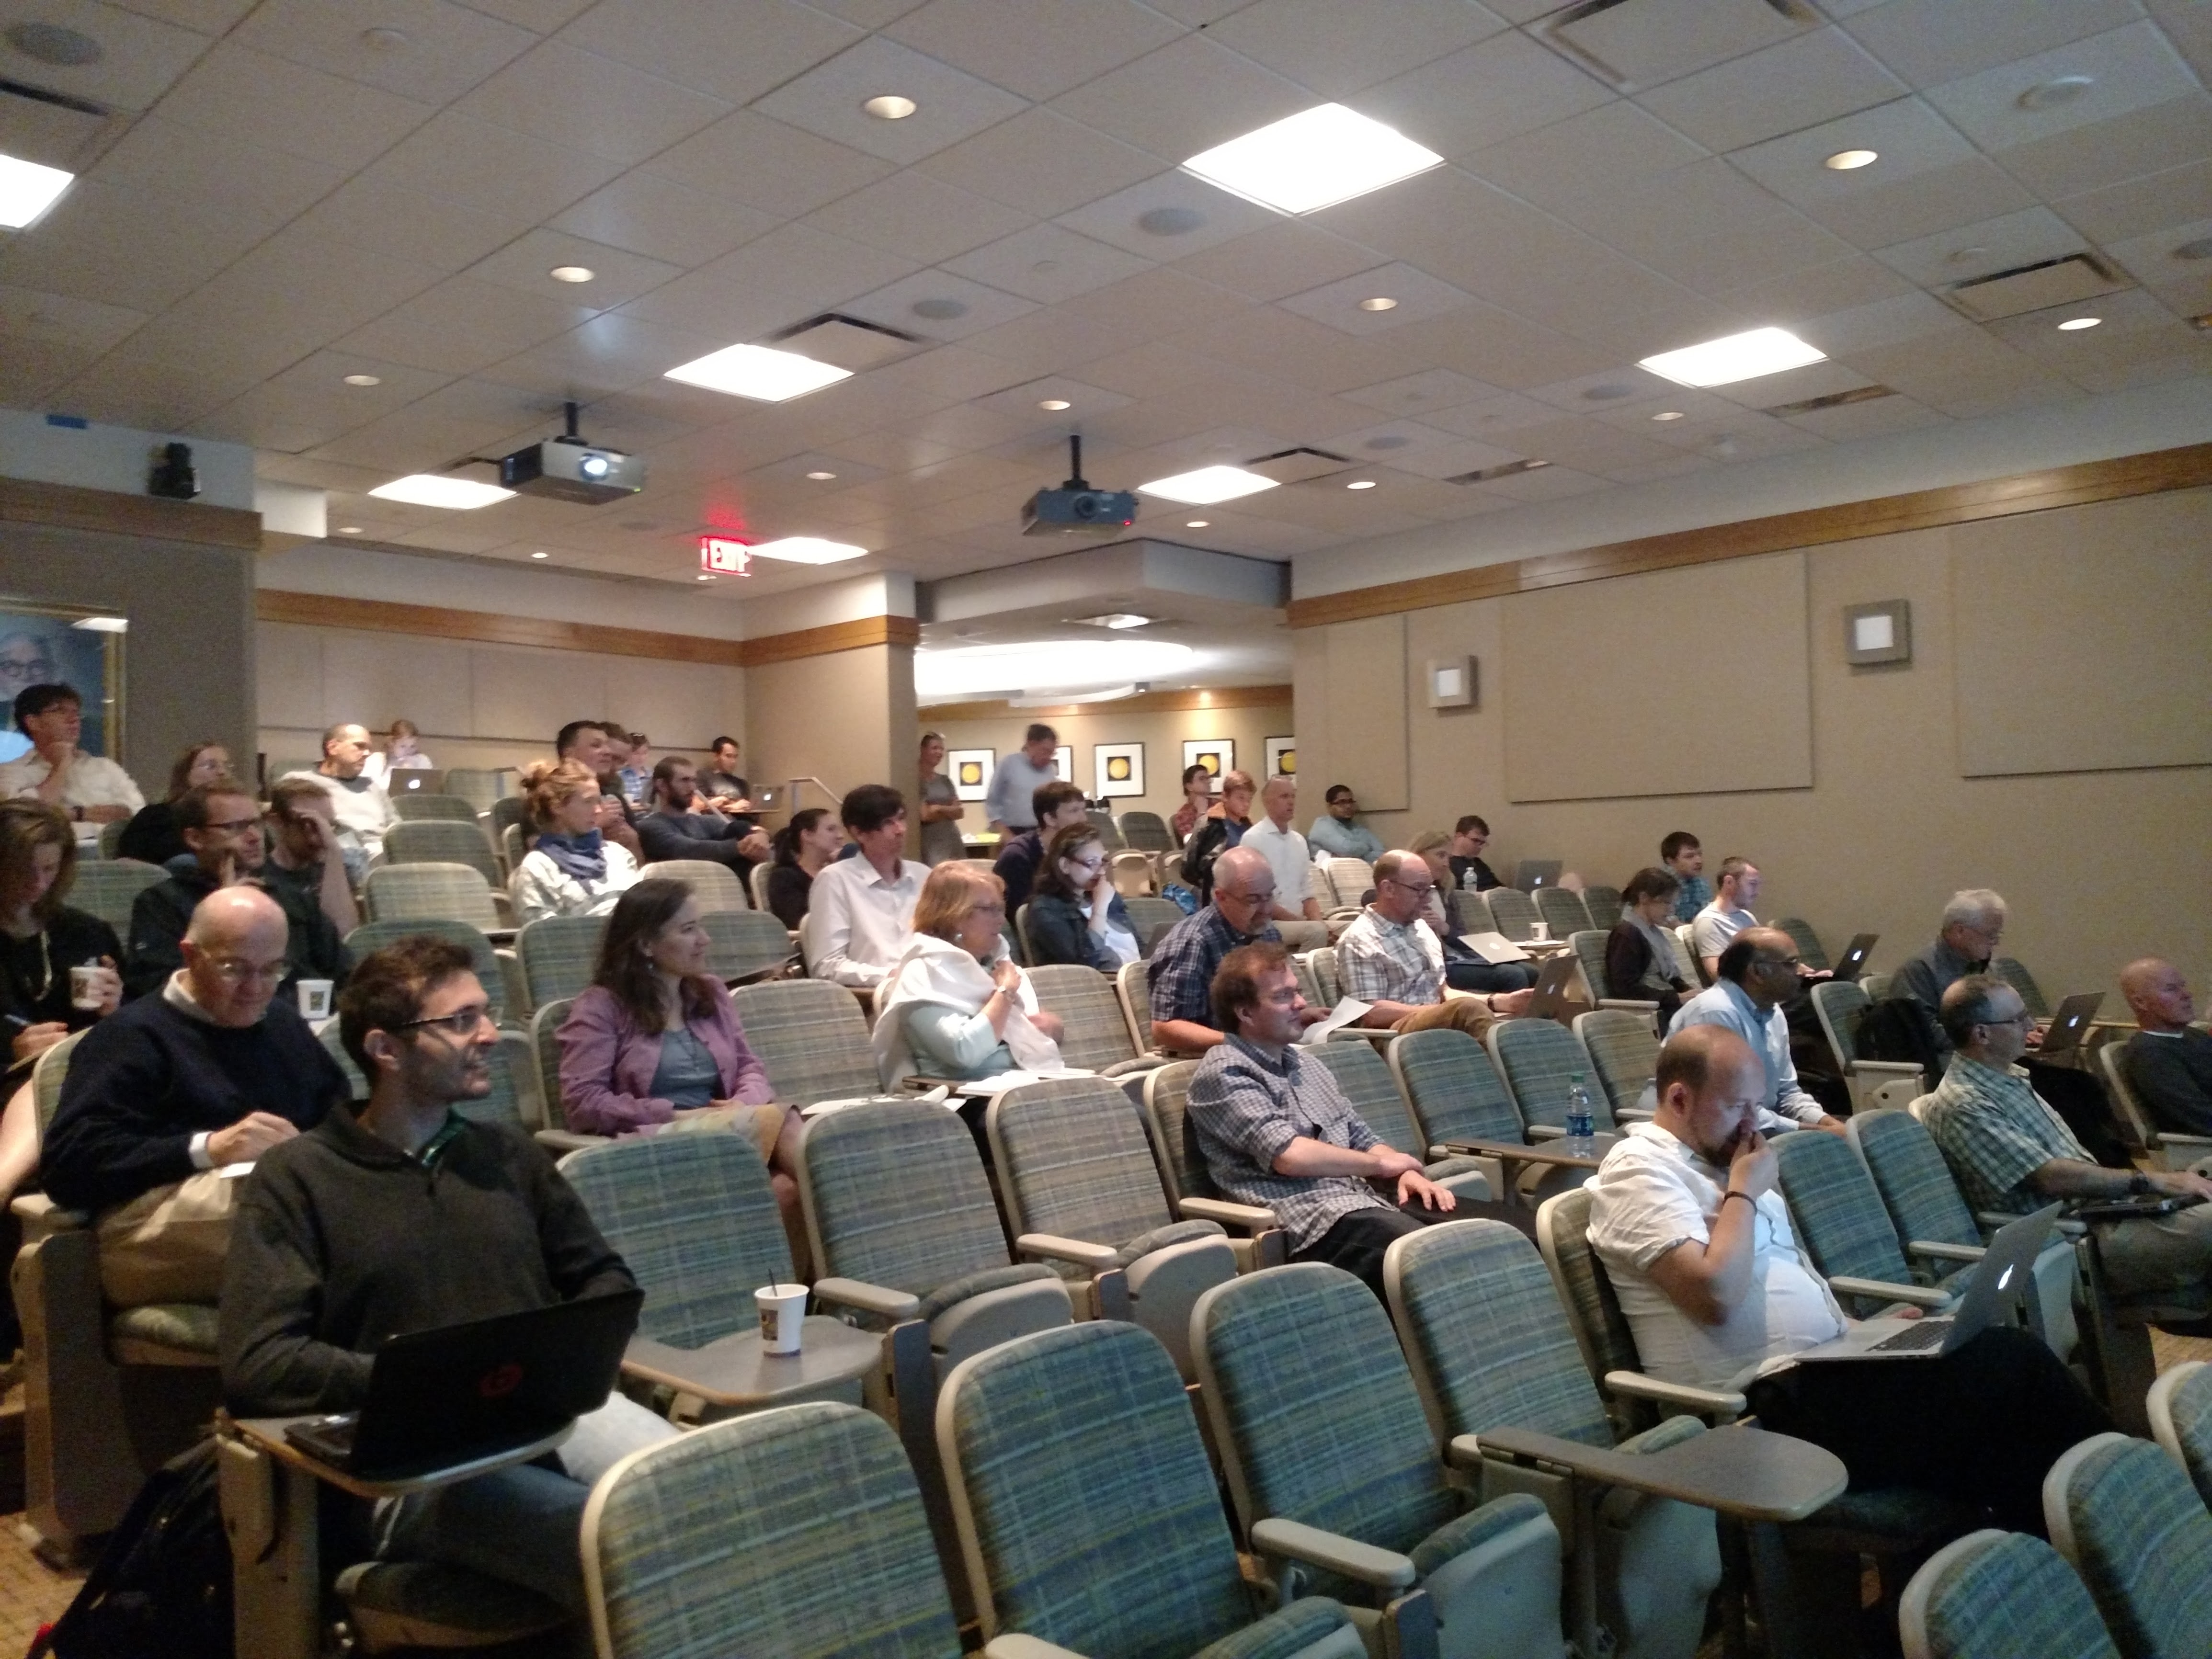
[1336,850,1533,1041]
[44,886,350,1307]
[1150,846,1297,1055]
[221,936,674,1614]
[1669,929,1844,1136]
[123,781,350,1001]
[0,683,144,843]
[1925,973,2212,1333]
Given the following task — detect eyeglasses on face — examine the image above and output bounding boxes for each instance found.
[400,1006,494,1037]
[206,958,288,985]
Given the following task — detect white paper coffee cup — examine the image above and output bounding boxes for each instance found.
[1530,921,1550,942]
[755,1284,807,1354]
[296,979,333,1021]
[68,965,103,1011]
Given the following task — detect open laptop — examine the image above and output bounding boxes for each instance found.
[1791,1204,2059,1364]
[284,1290,641,1481]
[2031,991,2105,1060]
[1525,952,1585,1022]
[388,769,445,794]
[1830,933,1880,982]
[1515,860,1563,891]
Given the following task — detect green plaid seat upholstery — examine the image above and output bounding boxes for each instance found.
[1569,931,1612,1004]
[1117,811,1174,853]
[1581,887,1622,925]
[1535,1190,1653,1439]
[344,918,507,1021]
[94,818,125,860]
[1309,946,1342,1007]
[2046,1432,2212,1659]
[363,862,500,928]
[701,909,794,983]
[1901,1530,2120,1659]
[532,999,576,1129]
[1322,859,1372,911]
[1117,957,1154,1049]
[517,914,606,1010]
[500,822,524,877]
[1290,952,1323,1011]
[391,793,481,824]
[1536,888,1592,937]
[1388,1029,1526,1153]
[1306,1045,1489,1196]
[1774,918,1829,973]
[1484,888,1539,943]
[1775,1131,1962,1316]
[1489,1018,1599,1133]
[584,1401,962,1659]
[385,819,501,887]
[639,860,749,913]
[442,770,506,813]
[320,1019,369,1103]
[1575,1011,1660,1121]
[108,1302,219,1360]
[942,1320,1359,1659]
[1812,979,1881,1073]
[1850,1110,1983,1250]
[488,795,529,839]
[1124,895,1184,956]
[731,979,879,1105]
[2149,1361,2212,1507]
[1026,964,1140,1071]
[69,859,167,934]
[30,1028,86,1135]
[1085,808,1124,851]
[989,1078,1180,1255]
[1993,958,2050,1021]
[1143,1061,1214,1204]
[561,1135,789,1349]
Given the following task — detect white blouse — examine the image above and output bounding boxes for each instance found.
[510,842,641,927]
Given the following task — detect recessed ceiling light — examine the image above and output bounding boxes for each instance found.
[342,373,381,386]
[1651,410,1685,421]
[805,469,837,480]
[2056,316,2101,330]
[862,94,916,120]
[1358,296,1398,312]
[1345,479,1377,490]
[1071,612,1152,630]
[337,525,364,534]
[2018,75,2093,111]
[1181,103,1443,215]
[362,25,407,48]
[1823,148,1878,170]
[1186,519,1209,528]
[0,152,73,228]
[1038,398,1071,410]
[367,475,515,510]
[1137,465,1280,505]
[745,536,868,565]
[1639,327,1826,387]
[697,572,716,580]
[664,342,852,402]
[1947,246,1992,265]
[530,550,549,558]
[548,265,594,283]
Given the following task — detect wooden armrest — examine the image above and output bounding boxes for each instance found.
[1016,1234,1118,1271]
[1906,1240,1985,1264]
[1598,999,1661,1014]
[1845,1060,1924,1078]
[1179,1196,1280,1231]
[812,1276,922,1322]
[1603,1369,1745,1418]
[1250,1517,1417,1591]
[534,1129,606,1153]
[1828,1275,1952,1310]
[983,1636,1092,1659]
[2156,1133,2212,1154]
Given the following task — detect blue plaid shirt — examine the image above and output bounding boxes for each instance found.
[1148,906,1280,1037]
[1671,874,1712,924]
[1187,1035,1390,1249]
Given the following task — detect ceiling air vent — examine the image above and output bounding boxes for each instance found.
[1446,459,1552,486]
[1943,253,2129,322]
[1243,447,1351,485]
[766,313,922,372]
[1544,0,1815,91]
[1764,385,1896,416]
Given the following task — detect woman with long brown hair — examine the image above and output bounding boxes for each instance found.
[114,739,231,866]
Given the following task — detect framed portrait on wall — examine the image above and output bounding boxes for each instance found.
[0,602,124,762]
[949,748,994,802]
[1095,742,1144,798]
[1182,739,1233,783]
[1265,736,1295,777]
[1053,744,1073,784]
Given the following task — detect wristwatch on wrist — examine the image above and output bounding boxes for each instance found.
[2127,1171,2152,1196]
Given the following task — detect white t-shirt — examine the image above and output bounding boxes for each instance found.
[1240,818,1320,916]
[0,751,146,841]
[1690,900,1755,965]
[1586,1121,1846,1393]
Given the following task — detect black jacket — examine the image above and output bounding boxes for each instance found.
[124,855,349,1001]
[115,801,187,867]
[0,905,122,1033]
[636,808,754,870]
[1025,889,1135,974]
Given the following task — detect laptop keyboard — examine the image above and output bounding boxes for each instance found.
[1866,1319,1951,1353]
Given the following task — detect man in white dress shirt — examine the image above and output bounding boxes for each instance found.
[804,784,929,989]
[1239,776,1329,951]
[0,683,144,841]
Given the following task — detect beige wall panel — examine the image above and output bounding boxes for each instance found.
[748,646,914,821]
[1951,488,2212,777]
[468,642,609,747]
[1502,552,1813,802]
[602,657,741,755]
[1321,613,1409,811]
[256,623,325,741]
[320,630,475,739]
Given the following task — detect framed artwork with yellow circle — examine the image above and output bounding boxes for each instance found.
[1094,742,1144,798]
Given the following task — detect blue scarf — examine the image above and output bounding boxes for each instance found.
[535,829,607,883]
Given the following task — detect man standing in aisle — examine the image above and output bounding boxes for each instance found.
[985,725,1059,839]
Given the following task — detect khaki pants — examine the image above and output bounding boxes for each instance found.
[96,1170,240,1307]
[1391,999,1499,1043]
[661,1102,790,1166]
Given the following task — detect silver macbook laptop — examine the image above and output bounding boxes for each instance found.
[1791,1203,2059,1364]
[1515,859,1563,891]
[2032,991,2105,1059]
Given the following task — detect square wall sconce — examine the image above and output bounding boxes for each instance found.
[1843,601,1912,665]
[1426,656,1477,708]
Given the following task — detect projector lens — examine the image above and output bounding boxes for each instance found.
[580,455,610,478]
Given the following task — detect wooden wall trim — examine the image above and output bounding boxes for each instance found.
[1286,442,2212,629]
[920,683,1292,721]
[0,477,261,550]
[257,589,921,667]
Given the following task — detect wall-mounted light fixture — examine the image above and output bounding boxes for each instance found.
[1843,600,1912,665]
[1426,656,1477,708]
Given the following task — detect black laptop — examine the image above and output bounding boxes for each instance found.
[1831,932,1880,982]
[285,1291,642,1481]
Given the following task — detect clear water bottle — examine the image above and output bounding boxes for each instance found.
[1564,1073,1596,1150]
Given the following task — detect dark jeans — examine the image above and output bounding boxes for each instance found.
[1745,1326,2110,1535]
[1294,1195,1528,1301]
[1445,957,1539,994]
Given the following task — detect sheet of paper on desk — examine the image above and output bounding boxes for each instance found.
[1298,999,1372,1045]
[1459,932,1529,964]
[955,1068,1095,1097]
[799,1093,925,1118]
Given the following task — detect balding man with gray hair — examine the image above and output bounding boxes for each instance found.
[43,886,349,1305]
[281,721,399,880]
[1149,844,1291,1054]
[1336,849,1533,1041]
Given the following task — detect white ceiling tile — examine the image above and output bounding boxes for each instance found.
[2104,215,2212,289]
[1058,266,1251,339]
[1781,391,1946,442]
[1541,158,1852,293]
[801,170,1030,264]
[1466,100,1706,205]
[1207,0,1506,98]
[1053,169,1277,260]
[0,177,258,311]
[1997,97,2212,201]
[1841,0,2145,89]
[555,0,858,102]
[53,351,260,429]
[1585,386,1748,430]
[944,221,1152,303]
[1467,462,1607,503]
[2053,156,2212,244]
[753,35,1028,165]
[334,275,598,373]
[457,0,598,31]
[89,114,345,229]
[805,0,931,26]
[0,0,211,111]
[1707,358,1881,410]
[194,351,456,451]
[550,171,779,268]
[1048,32,1312,163]
[918,302,1132,374]
[103,0,254,33]
[884,0,1181,102]
[1926,23,2196,152]
[842,268,1038,341]
[236,0,538,103]
[745,449,885,488]
[465,228,681,308]
[363,110,627,219]
[914,106,1162,218]
[1426,388,1580,435]
[618,221,917,335]
[0,282,143,352]
[1873,206,2087,288]
[1525,365,1682,412]
[646,109,893,218]
[1796,290,1970,356]
[1982,285,2180,354]
[1710,252,1919,320]
[1381,433,1528,478]
[1725,96,1977,208]
[1507,416,1686,472]
[452,41,731,163]
[151,42,436,171]
[1323,414,1464,458]
[1798,156,2040,251]
[1636,26,1907,153]
[1169,219,1387,302]
[294,175,546,273]
[1277,260,1472,335]
[970,373,1130,419]
[1339,366,1501,415]
[1598,453,1716,485]
[865,343,1032,403]
[1357,26,1614,159]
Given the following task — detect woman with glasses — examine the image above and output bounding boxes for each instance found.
[114,740,232,867]
[1025,824,1140,973]
[510,759,640,927]
[872,863,1064,1092]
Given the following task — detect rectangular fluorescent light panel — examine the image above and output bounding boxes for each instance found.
[664,342,853,402]
[744,536,868,565]
[1182,104,1443,216]
[1137,466,1281,505]
[69,615,127,633]
[0,153,73,228]
[367,475,517,509]
[1638,327,1826,387]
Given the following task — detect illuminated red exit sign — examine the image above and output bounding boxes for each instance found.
[699,535,751,576]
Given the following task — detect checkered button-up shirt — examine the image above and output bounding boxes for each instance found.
[1922,1053,2089,1216]
[1671,874,1713,925]
[1336,906,1443,1007]
[1186,1034,1393,1250]
[1148,905,1280,1034]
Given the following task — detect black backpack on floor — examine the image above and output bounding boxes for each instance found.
[32,1438,232,1659]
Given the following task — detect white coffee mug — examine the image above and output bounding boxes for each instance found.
[296,979,334,1021]
[1530,921,1550,942]
[69,964,104,1011]
[756,1284,808,1355]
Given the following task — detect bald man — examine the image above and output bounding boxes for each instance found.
[1240,775,1330,951]
[2120,958,2212,1137]
[281,721,398,878]
[1336,849,1533,1041]
[44,887,349,1305]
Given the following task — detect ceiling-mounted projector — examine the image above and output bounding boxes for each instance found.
[500,401,645,505]
[1023,435,1136,537]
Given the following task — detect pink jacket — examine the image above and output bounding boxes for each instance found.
[556,984,774,1135]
